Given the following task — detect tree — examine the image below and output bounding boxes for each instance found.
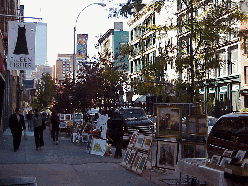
[53,75,74,113]
[31,73,56,111]
[117,0,248,103]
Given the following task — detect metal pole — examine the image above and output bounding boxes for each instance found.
[73,26,76,81]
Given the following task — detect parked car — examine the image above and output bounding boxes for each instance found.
[207,113,248,159]
[207,116,218,134]
[119,107,155,146]
[74,113,83,124]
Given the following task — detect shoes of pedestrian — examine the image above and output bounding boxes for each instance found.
[53,141,55,144]
[39,147,42,150]
[114,156,122,159]
[36,148,39,150]
[14,149,18,152]
[56,141,58,145]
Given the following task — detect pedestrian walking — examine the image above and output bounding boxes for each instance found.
[31,109,44,150]
[9,107,26,152]
[50,110,60,145]
[26,110,33,131]
[107,109,128,159]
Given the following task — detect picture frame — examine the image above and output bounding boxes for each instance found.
[141,135,153,151]
[197,115,207,136]
[235,150,247,162]
[122,148,132,166]
[128,131,138,148]
[81,133,89,142]
[134,134,145,149]
[156,106,182,138]
[219,157,232,168]
[210,155,222,165]
[126,150,137,169]
[131,152,143,172]
[86,134,94,153]
[195,144,206,158]
[136,153,149,174]
[156,141,178,170]
[241,159,248,169]
[181,142,195,159]
[186,116,197,135]
[223,150,233,157]
[90,138,107,156]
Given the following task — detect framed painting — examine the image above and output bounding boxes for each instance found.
[122,148,132,167]
[235,150,247,162]
[126,150,137,169]
[156,106,182,138]
[136,153,149,174]
[219,157,232,168]
[90,139,107,156]
[128,131,138,148]
[81,133,89,142]
[210,155,222,165]
[186,116,196,135]
[131,152,143,172]
[134,134,145,149]
[197,115,207,136]
[195,144,206,158]
[181,142,195,159]
[156,141,178,170]
[223,150,233,157]
[141,135,153,151]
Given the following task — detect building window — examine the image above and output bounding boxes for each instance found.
[245,66,248,84]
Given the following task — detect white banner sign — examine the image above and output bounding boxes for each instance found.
[8,21,36,70]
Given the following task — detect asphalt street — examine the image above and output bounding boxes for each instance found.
[0,126,179,186]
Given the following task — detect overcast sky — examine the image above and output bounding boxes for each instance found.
[19,0,146,66]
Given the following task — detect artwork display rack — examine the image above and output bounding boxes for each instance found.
[121,132,153,175]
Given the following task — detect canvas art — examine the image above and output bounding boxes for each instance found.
[132,152,142,172]
[90,138,107,156]
[137,153,149,174]
[81,133,89,142]
[157,106,182,138]
[241,159,248,169]
[126,150,137,168]
[182,143,195,159]
[128,131,138,148]
[157,141,178,169]
[134,134,145,149]
[195,144,206,158]
[210,155,222,165]
[219,157,232,168]
[235,150,247,162]
[223,150,233,157]
[186,116,196,134]
[197,115,207,135]
[141,135,153,151]
[122,148,132,166]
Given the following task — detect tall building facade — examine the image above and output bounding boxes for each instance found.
[55,54,73,83]
[98,22,129,72]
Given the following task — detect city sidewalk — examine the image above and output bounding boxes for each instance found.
[0,127,181,186]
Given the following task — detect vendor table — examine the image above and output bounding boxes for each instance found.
[175,158,229,186]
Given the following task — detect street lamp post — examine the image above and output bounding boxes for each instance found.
[73,3,106,81]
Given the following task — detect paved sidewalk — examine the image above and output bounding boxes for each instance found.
[0,128,180,186]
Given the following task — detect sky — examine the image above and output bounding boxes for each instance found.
[19,0,150,67]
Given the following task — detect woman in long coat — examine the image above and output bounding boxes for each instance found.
[50,110,60,145]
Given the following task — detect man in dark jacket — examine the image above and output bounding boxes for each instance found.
[107,110,128,159]
[9,107,26,152]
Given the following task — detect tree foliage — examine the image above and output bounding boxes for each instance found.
[118,0,248,103]
[31,73,56,111]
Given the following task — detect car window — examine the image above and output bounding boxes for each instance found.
[211,116,248,144]
[208,118,217,126]
[120,109,146,119]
